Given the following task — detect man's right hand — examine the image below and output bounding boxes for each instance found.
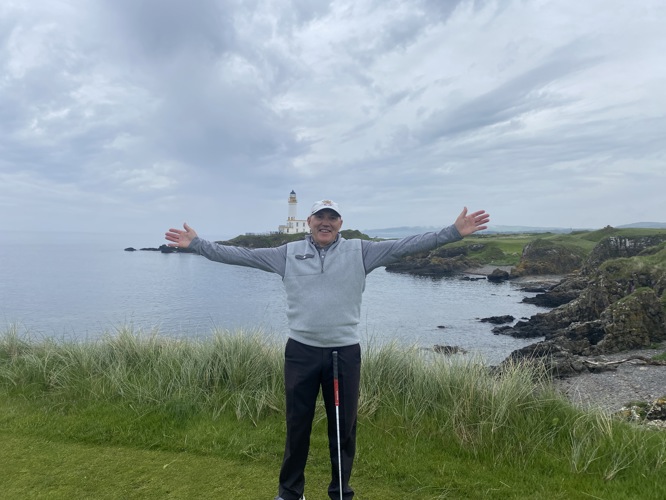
[165,222,198,248]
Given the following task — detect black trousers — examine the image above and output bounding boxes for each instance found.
[278,338,361,500]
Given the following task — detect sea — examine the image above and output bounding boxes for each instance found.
[0,231,546,364]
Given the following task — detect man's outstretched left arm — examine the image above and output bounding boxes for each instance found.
[362,207,490,273]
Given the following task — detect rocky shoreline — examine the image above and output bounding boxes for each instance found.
[464,234,666,422]
[476,273,666,423]
[473,270,666,416]
[550,346,666,413]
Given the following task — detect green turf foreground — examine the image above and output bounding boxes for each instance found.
[1,328,665,499]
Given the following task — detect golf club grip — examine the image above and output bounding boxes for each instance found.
[332,351,340,407]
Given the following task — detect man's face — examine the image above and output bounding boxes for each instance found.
[307,209,343,246]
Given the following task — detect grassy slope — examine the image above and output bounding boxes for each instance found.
[2,330,665,499]
[3,396,664,500]
[445,228,666,267]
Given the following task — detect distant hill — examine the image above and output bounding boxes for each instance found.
[363,222,666,238]
[363,225,582,238]
[617,222,666,229]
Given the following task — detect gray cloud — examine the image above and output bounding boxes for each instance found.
[416,44,600,143]
[0,0,664,238]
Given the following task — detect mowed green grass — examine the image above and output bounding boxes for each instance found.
[446,227,666,267]
[5,396,663,500]
[2,433,262,499]
[2,328,666,499]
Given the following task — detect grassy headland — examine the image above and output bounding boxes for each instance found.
[442,227,666,268]
[2,327,665,499]
[218,229,378,248]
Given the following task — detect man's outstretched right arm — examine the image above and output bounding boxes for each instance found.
[165,223,287,276]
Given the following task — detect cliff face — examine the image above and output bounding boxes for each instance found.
[511,239,586,277]
[582,234,666,273]
[508,231,666,277]
[599,288,665,352]
[504,238,666,375]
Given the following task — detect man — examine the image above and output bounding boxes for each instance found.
[165,200,489,500]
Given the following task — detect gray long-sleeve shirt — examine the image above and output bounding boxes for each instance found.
[189,225,462,346]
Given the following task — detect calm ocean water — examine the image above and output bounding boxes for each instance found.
[1,231,546,364]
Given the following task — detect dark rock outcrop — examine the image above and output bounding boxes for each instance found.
[522,289,581,308]
[504,268,666,349]
[596,288,665,352]
[487,268,510,282]
[480,315,515,324]
[385,254,476,276]
[511,239,586,277]
[162,245,195,254]
[125,245,194,253]
[523,273,588,308]
[582,233,666,273]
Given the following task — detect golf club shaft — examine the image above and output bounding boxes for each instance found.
[332,351,343,500]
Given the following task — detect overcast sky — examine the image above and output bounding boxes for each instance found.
[2,0,664,243]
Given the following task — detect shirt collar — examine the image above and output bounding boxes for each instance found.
[306,233,340,251]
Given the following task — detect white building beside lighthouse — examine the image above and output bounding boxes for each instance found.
[278,190,308,234]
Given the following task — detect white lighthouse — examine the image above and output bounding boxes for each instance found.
[288,190,298,221]
[278,190,308,234]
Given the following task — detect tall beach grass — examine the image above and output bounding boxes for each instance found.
[0,325,284,425]
[1,325,665,487]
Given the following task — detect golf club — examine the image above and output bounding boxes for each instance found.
[332,351,343,500]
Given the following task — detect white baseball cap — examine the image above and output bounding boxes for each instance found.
[310,199,342,217]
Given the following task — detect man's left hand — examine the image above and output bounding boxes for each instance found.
[455,207,490,236]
